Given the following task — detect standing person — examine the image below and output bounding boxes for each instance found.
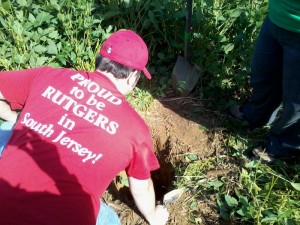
[229,0,300,163]
[0,30,169,225]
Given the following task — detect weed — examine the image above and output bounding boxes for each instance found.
[126,86,154,111]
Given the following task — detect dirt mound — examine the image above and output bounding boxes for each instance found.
[103,98,223,224]
[146,99,213,158]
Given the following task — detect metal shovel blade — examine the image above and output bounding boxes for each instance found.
[172,56,201,96]
[163,188,184,205]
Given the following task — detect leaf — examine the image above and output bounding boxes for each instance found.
[236,204,250,217]
[261,216,278,223]
[238,195,249,206]
[236,209,245,216]
[281,209,293,218]
[15,10,24,22]
[0,17,8,29]
[286,219,297,225]
[142,19,152,29]
[28,13,36,23]
[70,52,76,63]
[157,52,165,60]
[34,45,47,53]
[245,160,259,168]
[208,180,223,188]
[220,208,230,220]
[122,0,133,8]
[13,54,24,64]
[35,57,48,67]
[290,182,300,191]
[224,195,238,207]
[263,209,277,217]
[103,11,121,20]
[203,0,213,7]
[219,35,227,42]
[189,201,197,209]
[34,12,53,27]
[148,10,159,30]
[12,21,23,36]
[185,154,198,161]
[120,177,129,187]
[2,0,11,11]
[50,0,60,10]
[57,56,66,66]
[48,62,61,68]
[199,124,208,131]
[49,30,59,39]
[230,9,242,18]
[47,43,58,55]
[223,43,234,54]
[16,0,27,6]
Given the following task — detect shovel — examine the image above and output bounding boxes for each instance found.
[162,188,184,206]
[172,0,201,96]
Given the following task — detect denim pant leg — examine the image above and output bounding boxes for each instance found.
[96,201,121,225]
[241,16,283,127]
[266,25,300,158]
[0,122,14,156]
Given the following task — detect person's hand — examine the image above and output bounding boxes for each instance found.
[148,205,169,225]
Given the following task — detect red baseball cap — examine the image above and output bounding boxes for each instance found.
[100,30,151,79]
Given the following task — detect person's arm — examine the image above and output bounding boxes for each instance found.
[128,176,169,225]
[0,100,18,123]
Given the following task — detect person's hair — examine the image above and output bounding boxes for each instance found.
[95,55,137,79]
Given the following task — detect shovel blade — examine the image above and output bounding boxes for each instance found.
[172,56,201,96]
[163,188,184,205]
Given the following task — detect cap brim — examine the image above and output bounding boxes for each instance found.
[143,68,152,80]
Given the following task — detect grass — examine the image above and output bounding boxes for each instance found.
[1,0,299,224]
[172,123,300,224]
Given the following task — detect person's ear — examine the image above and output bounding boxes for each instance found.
[127,71,140,87]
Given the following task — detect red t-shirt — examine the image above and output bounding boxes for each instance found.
[0,66,159,225]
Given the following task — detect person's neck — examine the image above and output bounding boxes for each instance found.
[96,69,128,95]
[96,69,115,81]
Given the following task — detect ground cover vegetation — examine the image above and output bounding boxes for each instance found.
[0,0,299,224]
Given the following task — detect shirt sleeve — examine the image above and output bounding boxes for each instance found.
[125,132,160,180]
[0,67,45,110]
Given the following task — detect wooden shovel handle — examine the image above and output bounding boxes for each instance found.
[184,0,193,59]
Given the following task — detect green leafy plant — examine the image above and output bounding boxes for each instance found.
[126,86,154,111]
[0,0,104,70]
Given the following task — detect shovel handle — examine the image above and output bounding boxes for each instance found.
[184,0,192,59]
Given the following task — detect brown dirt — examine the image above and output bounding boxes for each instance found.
[102,97,228,225]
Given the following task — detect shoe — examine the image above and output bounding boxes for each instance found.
[228,105,244,121]
[227,105,256,129]
[252,146,276,164]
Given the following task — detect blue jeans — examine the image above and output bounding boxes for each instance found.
[241,15,300,158]
[0,121,14,155]
[97,201,121,225]
[0,123,121,224]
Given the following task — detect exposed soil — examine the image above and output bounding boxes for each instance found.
[102,97,229,225]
